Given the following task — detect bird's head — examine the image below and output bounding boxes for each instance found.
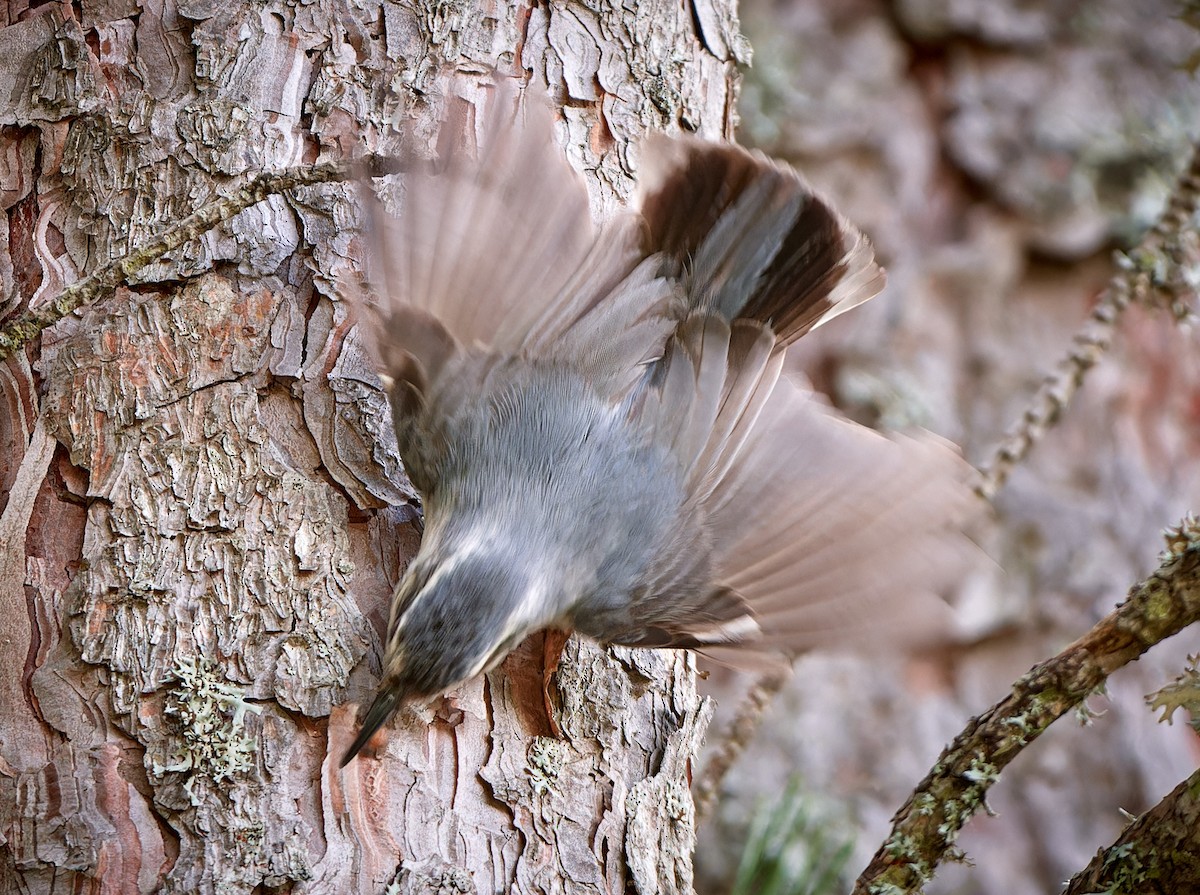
[341,535,551,765]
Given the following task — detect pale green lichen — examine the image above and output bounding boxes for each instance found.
[962,757,1001,788]
[1147,654,1200,730]
[527,736,567,794]
[1003,712,1034,744]
[882,828,930,882]
[1075,683,1110,726]
[155,655,262,805]
[1098,841,1160,895]
[1161,514,1200,561]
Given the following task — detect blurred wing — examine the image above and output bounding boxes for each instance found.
[624,318,975,659]
[364,80,676,404]
[704,375,975,657]
[623,137,973,658]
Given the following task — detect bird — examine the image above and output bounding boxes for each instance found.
[341,78,975,765]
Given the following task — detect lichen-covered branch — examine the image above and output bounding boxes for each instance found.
[0,155,406,363]
[976,143,1200,500]
[851,515,1200,895]
[1061,764,1200,895]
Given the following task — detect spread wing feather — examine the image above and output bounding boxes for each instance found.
[708,377,972,654]
[623,137,974,658]
[364,82,678,409]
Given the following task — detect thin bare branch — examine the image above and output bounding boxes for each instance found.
[976,144,1200,501]
[851,515,1200,895]
[0,155,408,363]
[693,670,791,823]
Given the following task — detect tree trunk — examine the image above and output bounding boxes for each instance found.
[0,2,744,892]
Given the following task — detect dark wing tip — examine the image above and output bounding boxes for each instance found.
[636,135,884,345]
[637,136,767,270]
[340,689,401,767]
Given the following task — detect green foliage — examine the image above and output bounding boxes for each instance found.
[731,779,855,895]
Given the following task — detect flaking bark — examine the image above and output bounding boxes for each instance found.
[0,1,740,892]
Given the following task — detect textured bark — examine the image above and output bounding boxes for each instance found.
[0,2,739,893]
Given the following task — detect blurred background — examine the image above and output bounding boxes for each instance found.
[696,2,1200,893]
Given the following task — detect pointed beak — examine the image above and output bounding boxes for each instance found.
[340,688,401,767]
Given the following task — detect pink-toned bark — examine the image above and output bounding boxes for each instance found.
[1,2,739,892]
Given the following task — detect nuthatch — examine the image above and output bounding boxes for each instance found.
[342,81,973,764]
